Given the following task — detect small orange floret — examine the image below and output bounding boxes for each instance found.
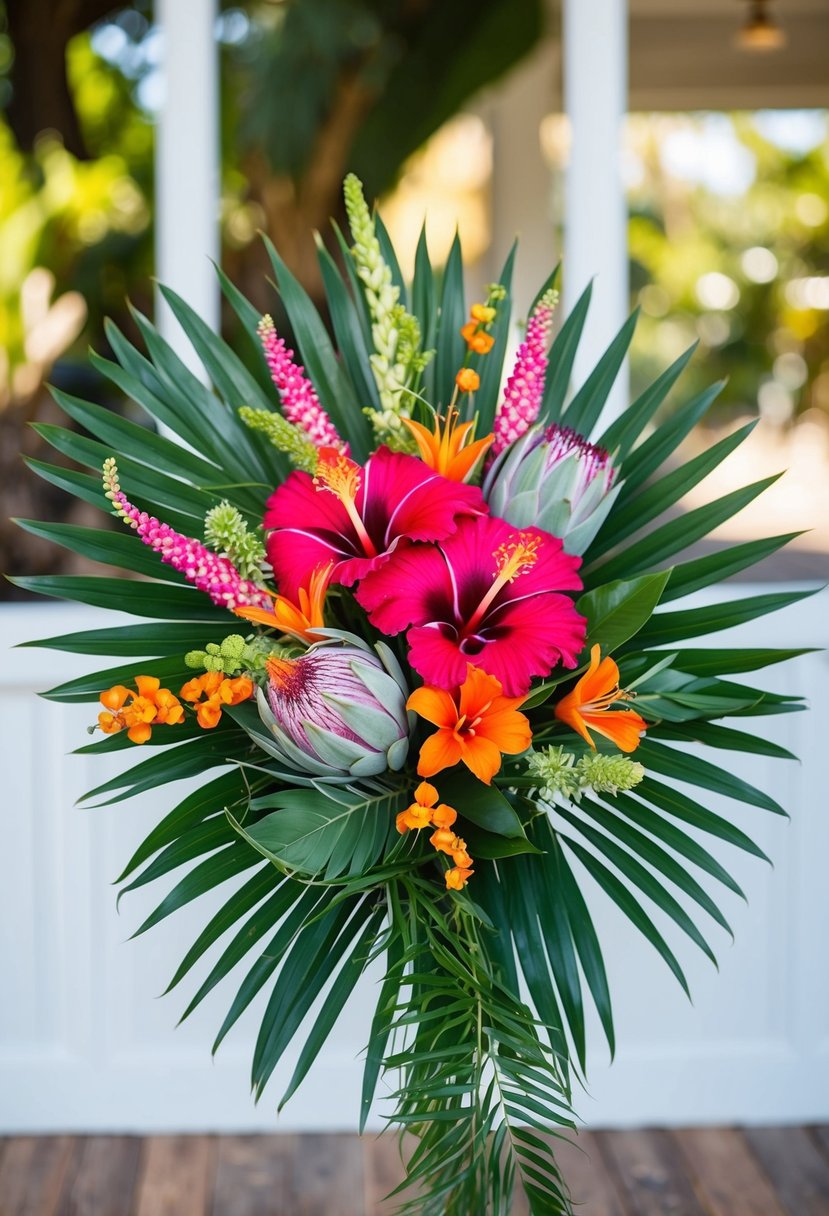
[98,677,184,745]
[455,368,480,394]
[445,866,474,891]
[470,303,496,324]
[407,664,532,785]
[460,321,495,355]
[180,671,254,731]
[554,644,647,753]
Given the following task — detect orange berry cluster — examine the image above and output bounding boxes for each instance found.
[99,676,184,745]
[396,780,475,890]
[99,672,255,743]
[180,672,255,729]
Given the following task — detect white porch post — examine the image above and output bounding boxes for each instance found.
[563,0,629,423]
[154,0,220,375]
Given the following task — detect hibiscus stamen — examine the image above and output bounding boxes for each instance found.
[465,532,540,632]
[313,448,378,557]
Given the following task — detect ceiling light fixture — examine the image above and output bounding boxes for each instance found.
[736,0,788,52]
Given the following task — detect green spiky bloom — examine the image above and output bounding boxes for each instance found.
[576,752,645,796]
[528,745,644,804]
[185,633,271,678]
[343,173,431,447]
[238,406,317,472]
[203,501,267,582]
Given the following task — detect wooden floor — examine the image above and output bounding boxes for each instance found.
[2,1127,829,1215]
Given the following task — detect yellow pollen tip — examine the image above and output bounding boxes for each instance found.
[313,450,361,502]
[494,533,541,581]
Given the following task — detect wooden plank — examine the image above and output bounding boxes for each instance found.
[674,1127,788,1216]
[744,1125,829,1216]
[553,1132,630,1216]
[133,1135,215,1216]
[0,1136,77,1216]
[293,1133,364,1216]
[54,1136,141,1216]
[596,1128,707,1215]
[211,1135,296,1216]
[363,1133,408,1214]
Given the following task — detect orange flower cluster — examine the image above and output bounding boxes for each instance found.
[180,672,255,729]
[99,676,184,745]
[460,304,496,356]
[396,781,474,890]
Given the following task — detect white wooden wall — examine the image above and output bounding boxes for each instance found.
[1,589,827,1132]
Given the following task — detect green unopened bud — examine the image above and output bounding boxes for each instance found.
[528,745,645,805]
[575,753,645,796]
[185,649,207,669]
[527,746,583,803]
[219,634,247,660]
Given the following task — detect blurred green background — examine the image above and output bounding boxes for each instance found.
[1,0,827,592]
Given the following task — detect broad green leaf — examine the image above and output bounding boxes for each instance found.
[662,532,802,602]
[579,570,672,653]
[79,731,243,806]
[132,844,263,938]
[22,620,233,659]
[12,575,231,624]
[637,778,770,861]
[617,379,725,495]
[667,647,816,678]
[437,769,529,839]
[14,519,188,585]
[316,241,381,414]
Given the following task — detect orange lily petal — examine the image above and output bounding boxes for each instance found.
[460,736,503,784]
[407,686,457,729]
[582,709,646,753]
[476,707,532,755]
[417,729,463,777]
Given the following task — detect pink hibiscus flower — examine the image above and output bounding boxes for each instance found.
[356,514,586,696]
[265,445,485,599]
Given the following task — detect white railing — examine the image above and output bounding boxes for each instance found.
[1,589,826,1131]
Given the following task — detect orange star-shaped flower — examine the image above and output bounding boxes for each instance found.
[407,665,532,785]
[554,644,646,753]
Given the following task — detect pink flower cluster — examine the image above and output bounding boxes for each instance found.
[258,315,345,451]
[491,294,557,457]
[103,459,272,613]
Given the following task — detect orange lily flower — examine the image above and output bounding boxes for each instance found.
[554,644,646,753]
[234,560,333,642]
[407,664,532,785]
[403,408,493,484]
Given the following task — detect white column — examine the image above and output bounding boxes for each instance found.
[154,0,220,376]
[563,0,628,420]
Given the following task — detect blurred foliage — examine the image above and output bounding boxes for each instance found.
[627,112,829,425]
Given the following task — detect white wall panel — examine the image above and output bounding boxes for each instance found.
[1,592,827,1132]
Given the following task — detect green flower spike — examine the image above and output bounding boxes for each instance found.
[238,406,318,473]
[528,745,644,805]
[343,173,431,448]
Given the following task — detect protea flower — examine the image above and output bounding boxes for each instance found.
[255,635,412,778]
[482,423,620,555]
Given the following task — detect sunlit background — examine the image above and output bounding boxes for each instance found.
[1,0,827,590]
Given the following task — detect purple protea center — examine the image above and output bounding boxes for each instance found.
[541,424,615,504]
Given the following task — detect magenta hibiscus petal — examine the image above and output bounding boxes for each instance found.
[356,513,586,696]
[265,445,485,599]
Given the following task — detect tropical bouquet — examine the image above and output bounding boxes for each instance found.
[18,176,808,1214]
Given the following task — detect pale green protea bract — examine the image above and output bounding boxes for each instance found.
[256,633,412,778]
[483,423,620,554]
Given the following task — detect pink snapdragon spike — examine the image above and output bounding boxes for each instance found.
[490,291,558,458]
[356,513,586,697]
[265,445,485,600]
[102,459,272,613]
[258,314,346,451]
